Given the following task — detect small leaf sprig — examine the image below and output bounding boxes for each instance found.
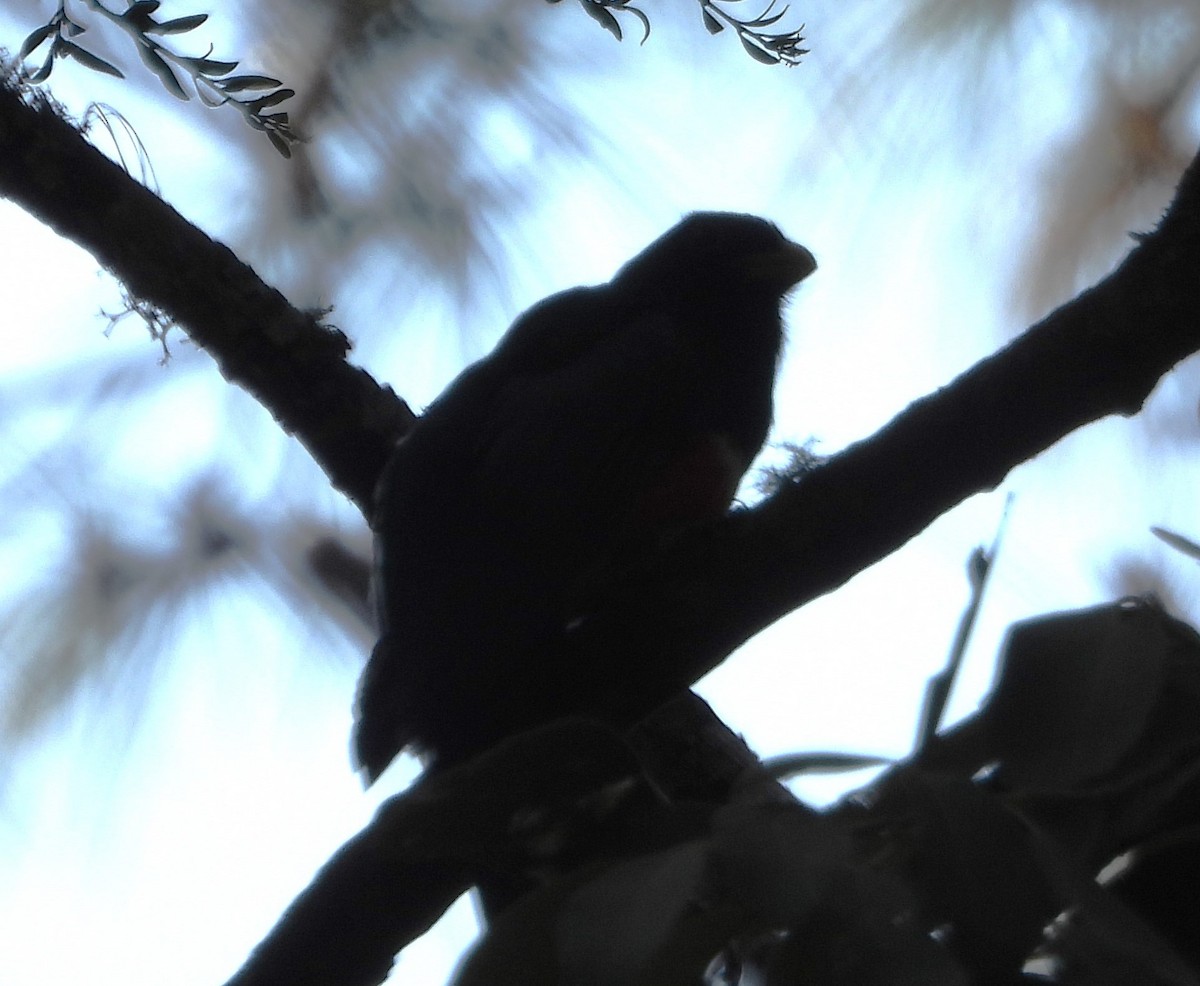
[548,0,807,65]
[700,0,808,66]
[18,0,300,156]
[545,0,651,44]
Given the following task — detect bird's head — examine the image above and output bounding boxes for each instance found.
[613,211,816,305]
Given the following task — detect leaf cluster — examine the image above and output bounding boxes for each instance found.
[453,597,1200,985]
[699,0,808,66]
[225,596,1200,986]
[17,0,298,156]
[547,0,808,65]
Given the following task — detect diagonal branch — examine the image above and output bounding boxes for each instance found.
[224,720,652,986]
[0,78,411,515]
[572,143,1200,728]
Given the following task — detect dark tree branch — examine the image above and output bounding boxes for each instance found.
[224,721,653,986]
[0,79,412,515]
[573,144,1200,729]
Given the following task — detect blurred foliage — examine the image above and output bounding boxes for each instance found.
[458,598,1200,983]
[0,473,373,759]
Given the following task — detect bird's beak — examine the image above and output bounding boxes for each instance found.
[745,240,817,290]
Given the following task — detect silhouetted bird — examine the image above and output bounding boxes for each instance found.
[354,212,816,780]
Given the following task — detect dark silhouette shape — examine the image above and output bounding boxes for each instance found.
[354,212,816,780]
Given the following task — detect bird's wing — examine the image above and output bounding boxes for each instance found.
[486,285,618,378]
[475,304,697,527]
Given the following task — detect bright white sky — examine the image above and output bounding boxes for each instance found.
[3,1,1200,984]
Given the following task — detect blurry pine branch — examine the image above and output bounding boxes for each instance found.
[0,475,375,755]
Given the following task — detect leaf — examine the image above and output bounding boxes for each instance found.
[136,42,187,99]
[27,52,55,83]
[559,842,716,983]
[871,774,1064,979]
[455,840,718,986]
[921,598,1190,797]
[986,600,1171,790]
[187,56,239,77]
[624,4,651,43]
[219,74,283,92]
[196,84,226,107]
[582,1,623,41]
[247,88,295,111]
[1152,525,1200,561]
[267,130,293,159]
[744,8,789,28]
[58,41,126,79]
[18,23,55,60]
[702,8,724,33]
[121,0,162,31]
[712,803,847,926]
[739,32,780,64]
[148,13,209,35]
